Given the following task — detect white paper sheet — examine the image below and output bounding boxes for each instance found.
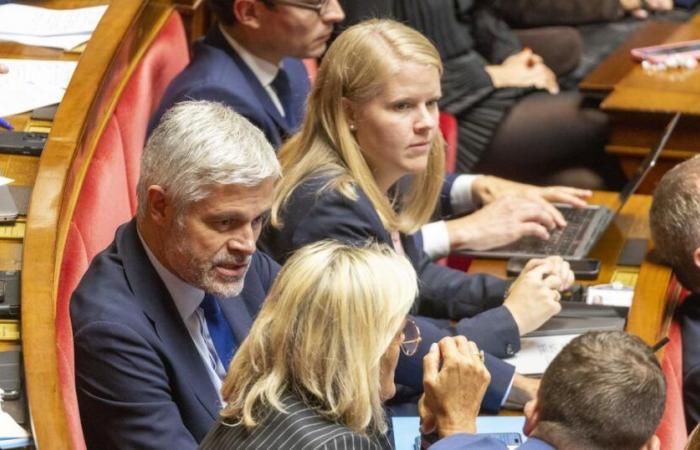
[0,32,91,51]
[0,4,107,37]
[0,59,77,89]
[0,78,64,117]
[503,334,579,375]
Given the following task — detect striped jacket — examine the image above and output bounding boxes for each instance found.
[199,393,393,450]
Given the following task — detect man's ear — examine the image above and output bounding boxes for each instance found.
[233,0,263,28]
[639,434,660,450]
[146,185,170,226]
[693,246,700,275]
[523,399,540,436]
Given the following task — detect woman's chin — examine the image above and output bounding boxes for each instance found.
[380,383,397,402]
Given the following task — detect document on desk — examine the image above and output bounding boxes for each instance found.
[0,59,76,117]
[0,4,108,50]
[503,334,580,375]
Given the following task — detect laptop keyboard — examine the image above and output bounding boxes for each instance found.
[509,207,600,256]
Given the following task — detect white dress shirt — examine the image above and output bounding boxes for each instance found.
[421,174,480,258]
[219,24,287,117]
[138,231,227,404]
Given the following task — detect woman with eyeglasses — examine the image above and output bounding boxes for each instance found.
[200,241,491,449]
[260,19,573,411]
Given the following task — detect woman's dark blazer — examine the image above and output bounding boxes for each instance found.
[259,175,518,412]
[200,393,393,450]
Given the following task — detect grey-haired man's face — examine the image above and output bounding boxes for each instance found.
[162,179,274,297]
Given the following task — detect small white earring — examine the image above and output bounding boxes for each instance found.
[349,124,356,131]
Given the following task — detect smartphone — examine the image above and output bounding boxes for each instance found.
[507,257,601,280]
[0,132,47,157]
[631,39,700,63]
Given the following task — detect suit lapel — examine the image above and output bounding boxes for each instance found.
[204,27,291,136]
[119,220,220,421]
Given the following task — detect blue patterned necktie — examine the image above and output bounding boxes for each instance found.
[200,293,236,369]
[271,68,294,127]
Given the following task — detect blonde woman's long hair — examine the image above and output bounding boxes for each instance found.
[220,241,418,435]
[271,19,445,234]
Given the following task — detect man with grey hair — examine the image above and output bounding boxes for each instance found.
[649,155,700,433]
[71,101,281,450]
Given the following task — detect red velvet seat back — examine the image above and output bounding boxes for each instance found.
[657,276,688,450]
[54,12,189,450]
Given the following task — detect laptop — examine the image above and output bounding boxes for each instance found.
[464,112,680,260]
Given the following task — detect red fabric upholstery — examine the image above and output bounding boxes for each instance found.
[303,58,318,84]
[439,111,457,173]
[55,12,190,450]
[657,278,688,450]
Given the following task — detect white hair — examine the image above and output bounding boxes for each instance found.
[136,100,281,220]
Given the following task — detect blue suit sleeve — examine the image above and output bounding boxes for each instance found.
[74,321,198,450]
[430,433,509,450]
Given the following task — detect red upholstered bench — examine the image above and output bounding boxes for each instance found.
[53,11,189,450]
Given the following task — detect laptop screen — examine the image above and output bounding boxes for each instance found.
[613,112,680,214]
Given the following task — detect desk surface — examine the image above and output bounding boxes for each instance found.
[598,14,700,115]
[468,191,673,346]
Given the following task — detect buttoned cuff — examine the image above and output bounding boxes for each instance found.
[450,174,480,215]
[421,220,451,259]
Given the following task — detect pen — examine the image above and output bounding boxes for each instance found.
[0,118,13,131]
[651,336,670,352]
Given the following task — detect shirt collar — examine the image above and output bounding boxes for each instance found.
[219,23,281,88]
[137,229,204,320]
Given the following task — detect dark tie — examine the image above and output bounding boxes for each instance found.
[200,293,236,369]
[271,68,294,126]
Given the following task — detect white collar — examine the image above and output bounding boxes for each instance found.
[137,229,205,320]
[219,23,281,88]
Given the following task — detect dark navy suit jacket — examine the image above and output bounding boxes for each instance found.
[260,175,519,411]
[70,220,279,449]
[148,25,310,148]
[682,293,700,432]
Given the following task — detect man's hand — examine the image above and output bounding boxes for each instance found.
[472,175,592,210]
[485,48,559,94]
[620,0,672,18]
[503,257,574,335]
[419,337,491,438]
[0,64,8,74]
[504,374,541,410]
[446,196,560,251]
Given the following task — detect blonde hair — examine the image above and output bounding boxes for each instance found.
[220,241,418,435]
[271,19,445,234]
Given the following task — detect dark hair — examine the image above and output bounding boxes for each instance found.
[650,156,700,291]
[537,331,666,450]
[207,0,275,26]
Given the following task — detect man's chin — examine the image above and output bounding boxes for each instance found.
[203,277,245,298]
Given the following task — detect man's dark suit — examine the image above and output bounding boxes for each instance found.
[682,293,700,432]
[148,25,310,147]
[70,220,279,449]
[259,175,519,412]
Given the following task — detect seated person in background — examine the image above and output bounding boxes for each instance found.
[436,331,666,449]
[338,0,626,189]
[649,156,700,433]
[262,18,575,412]
[151,0,592,261]
[148,0,345,147]
[493,0,674,26]
[71,101,281,449]
[202,241,495,449]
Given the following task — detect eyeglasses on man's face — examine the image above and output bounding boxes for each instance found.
[399,319,422,357]
[265,0,331,14]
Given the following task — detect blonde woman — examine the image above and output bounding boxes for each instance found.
[260,19,574,412]
[200,241,492,449]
